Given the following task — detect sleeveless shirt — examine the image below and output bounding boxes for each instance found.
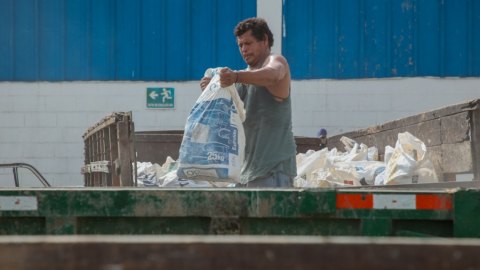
[235,61,297,184]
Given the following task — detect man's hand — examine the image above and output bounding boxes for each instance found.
[219,67,237,88]
[200,77,211,91]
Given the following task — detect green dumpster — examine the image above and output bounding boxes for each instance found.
[0,187,478,238]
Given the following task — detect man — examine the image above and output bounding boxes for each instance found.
[318,128,327,150]
[200,18,297,187]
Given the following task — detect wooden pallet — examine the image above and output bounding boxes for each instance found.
[81,111,137,187]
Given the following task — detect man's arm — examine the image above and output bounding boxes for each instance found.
[219,54,288,88]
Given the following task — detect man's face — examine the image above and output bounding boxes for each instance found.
[237,30,268,66]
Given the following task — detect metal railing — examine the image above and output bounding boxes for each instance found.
[0,163,51,187]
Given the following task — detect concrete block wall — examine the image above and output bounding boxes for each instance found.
[0,77,479,186]
[0,81,201,187]
[291,78,480,137]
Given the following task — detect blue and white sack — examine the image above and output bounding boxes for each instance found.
[177,68,246,183]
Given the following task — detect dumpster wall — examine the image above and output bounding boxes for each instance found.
[1,187,478,238]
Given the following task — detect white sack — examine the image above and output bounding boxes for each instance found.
[296,153,305,166]
[304,179,352,188]
[177,68,246,183]
[367,147,379,161]
[296,159,385,188]
[146,163,166,185]
[374,146,395,184]
[135,162,158,187]
[296,148,329,182]
[324,143,368,168]
[309,164,361,187]
[161,170,212,188]
[162,156,175,172]
[340,136,357,152]
[385,146,394,164]
[343,161,386,185]
[296,150,316,165]
[375,132,438,185]
[304,149,315,158]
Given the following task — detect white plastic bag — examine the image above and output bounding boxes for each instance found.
[298,157,385,188]
[161,170,212,188]
[324,143,368,168]
[340,136,357,152]
[162,156,175,172]
[296,148,329,182]
[374,146,395,185]
[309,164,361,187]
[375,132,438,185]
[345,161,386,185]
[177,68,246,183]
[296,150,316,165]
[296,153,305,166]
[367,147,379,161]
[384,146,394,164]
[135,162,159,187]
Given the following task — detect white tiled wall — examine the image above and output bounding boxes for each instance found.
[0,77,479,186]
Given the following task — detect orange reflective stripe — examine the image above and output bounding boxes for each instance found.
[416,194,452,210]
[337,194,453,210]
[337,194,373,209]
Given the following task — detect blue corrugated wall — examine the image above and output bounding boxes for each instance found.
[283,0,480,79]
[0,0,256,81]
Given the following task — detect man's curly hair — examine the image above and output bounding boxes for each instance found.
[234,18,274,48]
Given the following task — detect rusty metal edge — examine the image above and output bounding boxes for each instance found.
[82,112,131,141]
[1,235,480,246]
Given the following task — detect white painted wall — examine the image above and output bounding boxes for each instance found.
[257,0,283,54]
[0,78,478,186]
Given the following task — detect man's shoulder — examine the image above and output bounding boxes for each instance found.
[264,53,289,67]
[268,53,287,61]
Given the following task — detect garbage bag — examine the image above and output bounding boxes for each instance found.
[375,132,438,185]
[177,68,246,183]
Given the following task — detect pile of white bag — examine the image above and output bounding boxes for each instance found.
[294,132,438,188]
[135,156,231,188]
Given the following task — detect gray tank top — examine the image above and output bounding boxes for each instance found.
[235,61,297,183]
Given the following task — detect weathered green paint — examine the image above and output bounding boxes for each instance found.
[0,217,45,235]
[298,189,336,214]
[0,189,337,218]
[241,218,360,236]
[337,209,452,220]
[77,217,210,235]
[454,189,480,238]
[361,218,391,236]
[0,188,474,237]
[392,220,453,238]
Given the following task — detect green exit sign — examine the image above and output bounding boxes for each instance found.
[146,88,175,109]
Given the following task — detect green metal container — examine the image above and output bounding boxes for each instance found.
[0,187,477,238]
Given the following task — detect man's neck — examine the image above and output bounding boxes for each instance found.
[248,50,271,69]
